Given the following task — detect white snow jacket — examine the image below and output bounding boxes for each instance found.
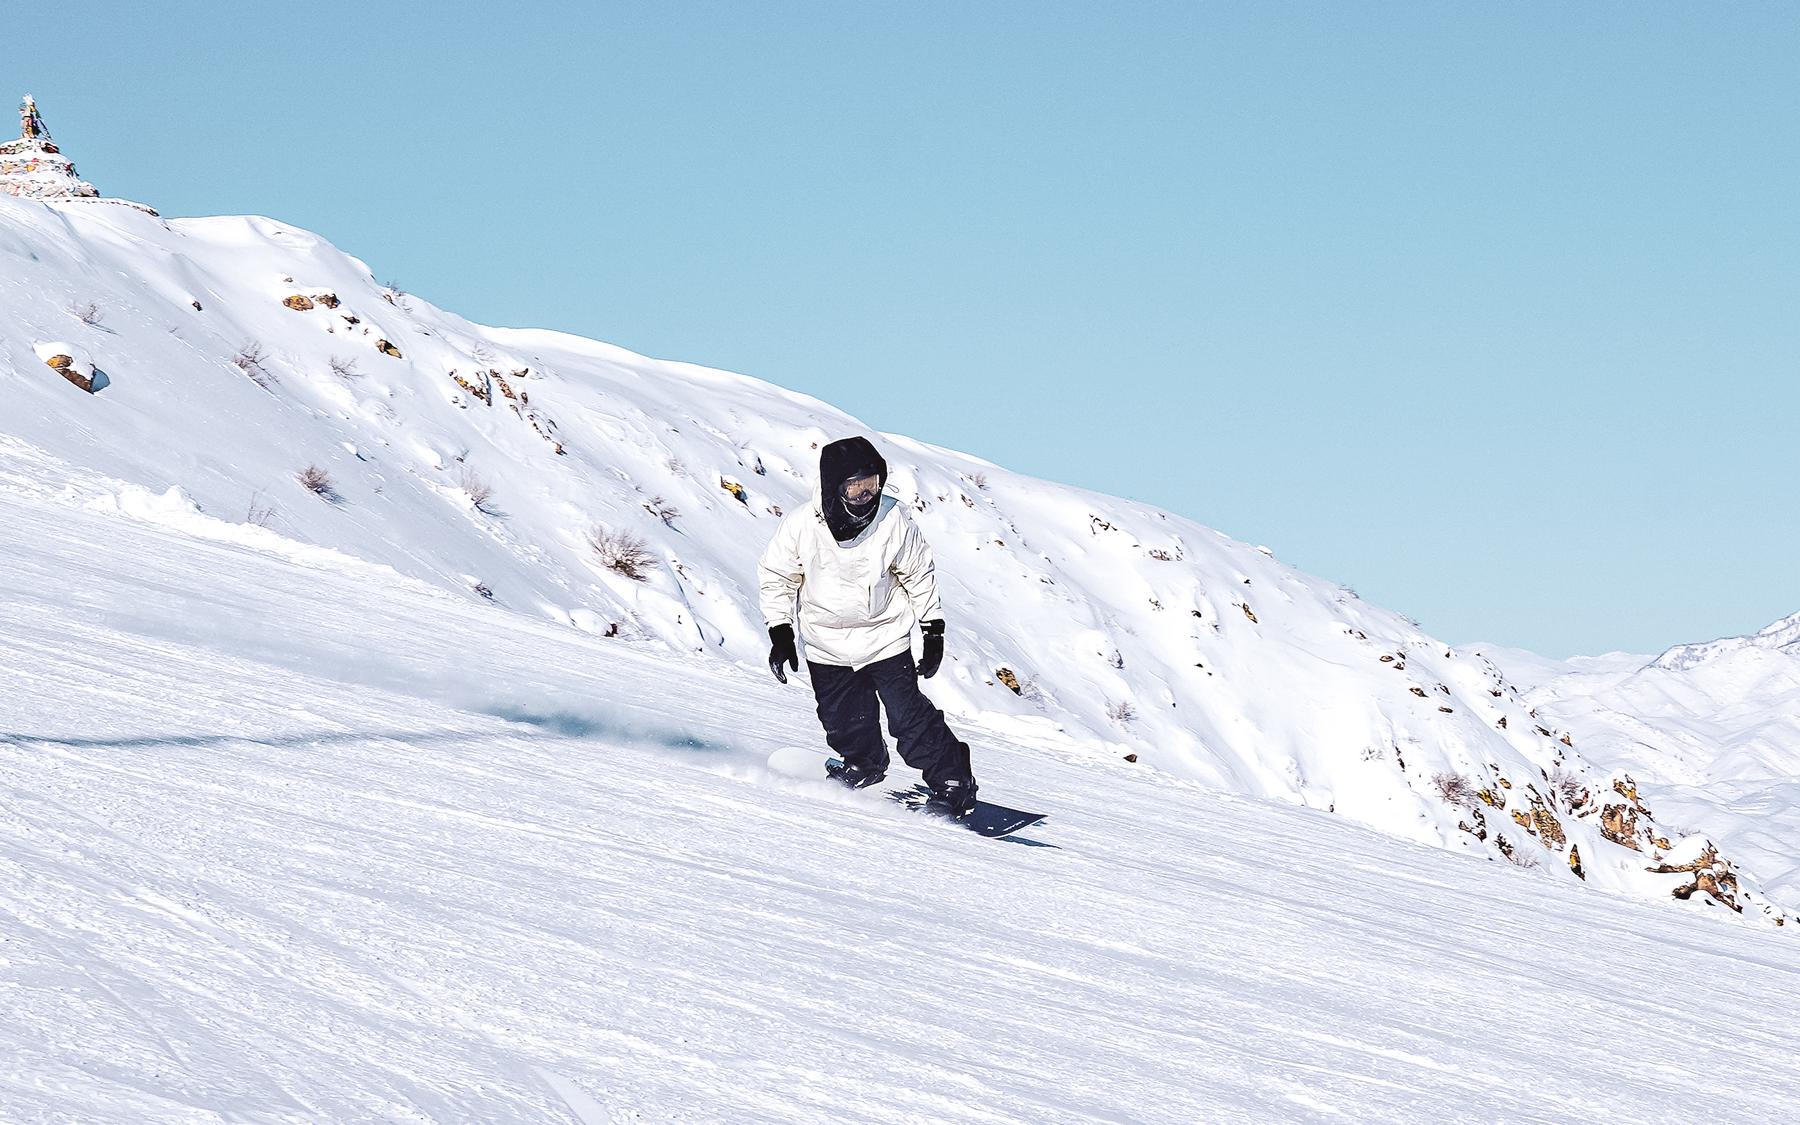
[757,492,943,670]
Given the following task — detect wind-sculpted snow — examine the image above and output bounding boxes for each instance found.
[0,194,1791,925]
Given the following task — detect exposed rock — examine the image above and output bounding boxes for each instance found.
[312,292,340,308]
[1652,845,1743,913]
[36,342,96,392]
[1569,844,1585,879]
[45,353,94,392]
[1600,803,1641,850]
[282,294,315,311]
[996,667,1021,695]
[1240,603,1258,623]
[449,370,490,405]
[1529,800,1567,849]
[1459,806,1489,841]
[376,339,403,359]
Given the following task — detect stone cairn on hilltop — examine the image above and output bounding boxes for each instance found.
[0,95,156,215]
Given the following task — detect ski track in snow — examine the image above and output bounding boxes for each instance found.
[4,492,1800,1121]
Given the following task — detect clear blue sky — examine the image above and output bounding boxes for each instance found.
[15,2,1798,657]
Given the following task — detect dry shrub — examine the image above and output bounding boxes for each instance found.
[1106,699,1138,724]
[328,355,361,380]
[1433,772,1474,806]
[233,341,275,388]
[296,465,337,499]
[459,468,496,514]
[643,496,680,525]
[1550,768,1586,810]
[590,525,655,581]
[246,492,278,528]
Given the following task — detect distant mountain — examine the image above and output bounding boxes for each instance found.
[1651,611,1800,672]
[1454,643,1652,694]
[2,191,1789,925]
[1519,612,1800,900]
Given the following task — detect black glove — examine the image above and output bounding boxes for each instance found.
[768,624,799,684]
[917,619,945,679]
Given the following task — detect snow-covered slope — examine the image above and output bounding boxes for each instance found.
[1454,643,1653,694]
[5,483,1800,1121]
[0,193,1789,924]
[1513,614,1800,900]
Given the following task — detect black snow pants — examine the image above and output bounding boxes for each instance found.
[807,650,974,791]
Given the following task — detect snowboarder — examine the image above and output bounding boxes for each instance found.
[758,436,978,816]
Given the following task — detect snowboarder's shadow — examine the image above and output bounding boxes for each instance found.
[885,787,1058,847]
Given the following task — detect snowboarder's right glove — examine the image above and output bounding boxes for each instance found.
[917,619,946,679]
[768,624,799,684]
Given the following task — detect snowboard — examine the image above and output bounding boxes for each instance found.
[767,745,1048,839]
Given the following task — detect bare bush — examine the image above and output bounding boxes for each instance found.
[970,471,989,491]
[296,465,337,500]
[1501,841,1540,869]
[1106,699,1138,724]
[68,300,104,326]
[245,492,279,528]
[1432,771,1474,806]
[470,343,496,367]
[232,341,275,388]
[589,525,656,581]
[328,355,361,380]
[459,468,496,514]
[1550,768,1585,810]
[665,456,688,477]
[643,496,680,525]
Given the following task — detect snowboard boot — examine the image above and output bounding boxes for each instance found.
[924,778,978,818]
[825,759,887,790]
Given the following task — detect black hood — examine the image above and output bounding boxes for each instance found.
[819,436,888,542]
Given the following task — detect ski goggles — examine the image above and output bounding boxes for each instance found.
[838,473,882,506]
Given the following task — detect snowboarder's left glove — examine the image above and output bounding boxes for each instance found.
[917,619,946,679]
[768,624,799,684]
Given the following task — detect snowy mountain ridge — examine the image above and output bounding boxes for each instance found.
[1652,610,1800,672]
[1,192,1791,927]
[1511,610,1800,903]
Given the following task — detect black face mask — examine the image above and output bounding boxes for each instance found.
[819,436,890,543]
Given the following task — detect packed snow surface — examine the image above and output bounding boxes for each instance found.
[4,479,1799,1122]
